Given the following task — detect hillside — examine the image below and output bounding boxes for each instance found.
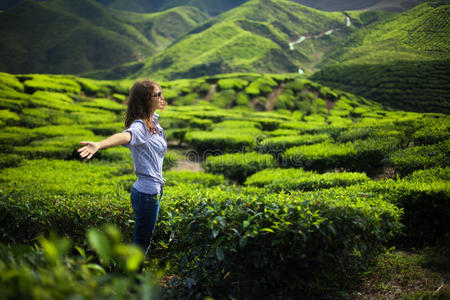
[110,6,210,51]
[322,1,450,66]
[0,0,209,75]
[104,0,248,16]
[0,71,449,298]
[121,0,359,80]
[0,0,154,74]
[311,1,450,113]
[293,0,428,12]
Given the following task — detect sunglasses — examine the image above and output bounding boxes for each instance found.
[152,91,162,98]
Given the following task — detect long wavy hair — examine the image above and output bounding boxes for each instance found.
[124,80,167,134]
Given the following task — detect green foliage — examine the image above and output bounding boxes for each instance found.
[385,139,450,175]
[29,91,74,111]
[0,72,24,92]
[0,225,157,299]
[283,136,402,171]
[356,174,450,245]
[258,133,329,153]
[210,89,235,108]
[165,170,225,187]
[212,120,262,130]
[245,168,370,191]
[185,130,257,153]
[0,153,23,169]
[80,97,125,113]
[156,184,402,298]
[23,75,81,94]
[0,159,134,243]
[205,151,275,182]
[313,60,450,113]
[217,78,248,90]
[0,109,19,126]
[412,117,450,145]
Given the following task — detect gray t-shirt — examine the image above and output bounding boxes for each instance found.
[122,113,167,194]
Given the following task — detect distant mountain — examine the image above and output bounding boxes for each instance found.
[1,0,428,13]
[0,0,209,74]
[111,6,210,51]
[119,0,360,80]
[102,0,248,16]
[292,0,428,12]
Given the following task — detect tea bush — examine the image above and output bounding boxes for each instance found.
[0,109,20,126]
[205,152,275,182]
[258,133,330,153]
[412,118,450,145]
[185,131,256,153]
[245,168,370,191]
[0,225,157,300]
[165,170,225,187]
[0,159,136,243]
[385,139,450,175]
[0,72,24,92]
[80,98,125,113]
[283,136,403,171]
[283,142,356,170]
[353,175,450,245]
[210,89,235,108]
[23,76,81,94]
[217,78,248,90]
[155,184,402,298]
[0,154,23,169]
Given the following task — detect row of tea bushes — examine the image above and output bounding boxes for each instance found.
[336,167,450,246]
[0,160,222,243]
[257,133,330,153]
[2,160,448,297]
[154,183,402,298]
[245,168,370,191]
[205,152,276,183]
[283,136,403,172]
[0,158,403,298]
[385,139,450,175]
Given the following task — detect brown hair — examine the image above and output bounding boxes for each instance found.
[124,80,167,134]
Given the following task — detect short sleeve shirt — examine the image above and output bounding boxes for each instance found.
[122,113,167,194]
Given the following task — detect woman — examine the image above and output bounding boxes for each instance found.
[78,80,167,270]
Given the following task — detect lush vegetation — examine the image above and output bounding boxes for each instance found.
[313,1,450,113]
[0,70,448,298]
[0,0,209,75]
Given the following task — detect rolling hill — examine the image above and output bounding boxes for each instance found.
[0,0,209,74]
[311,1,450,113]
[121,0,359,80]
[292,0,428,12]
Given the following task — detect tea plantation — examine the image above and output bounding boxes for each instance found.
[0,72,449,298]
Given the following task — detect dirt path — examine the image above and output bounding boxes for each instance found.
[170,159,203,172]
[266,84,285,111]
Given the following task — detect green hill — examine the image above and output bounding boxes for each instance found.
[104,0,247,16]
[311,1,450,113]
[0,0,154,74]
[123,0,358,80]
[110,6,210,51]
[0,0,209,75]
[322,1,449,65]
[293,0,427,12]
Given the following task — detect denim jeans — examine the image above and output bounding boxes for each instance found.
[130,186,163,257]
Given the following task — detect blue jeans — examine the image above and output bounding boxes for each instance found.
[130,187,163,257]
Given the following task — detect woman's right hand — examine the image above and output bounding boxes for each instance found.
[78,141,100,160]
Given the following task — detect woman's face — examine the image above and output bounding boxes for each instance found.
[150,85,165,112]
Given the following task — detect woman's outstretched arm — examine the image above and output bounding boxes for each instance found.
[78,132,131,160]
